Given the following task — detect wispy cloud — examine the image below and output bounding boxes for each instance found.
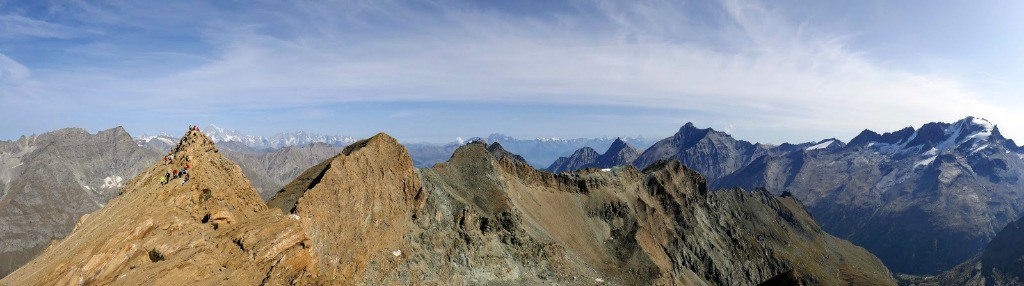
[0,14,85,38]
[0,0,1016,142]
[0,52,29,83]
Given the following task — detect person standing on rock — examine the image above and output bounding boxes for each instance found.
[181,173,189,185]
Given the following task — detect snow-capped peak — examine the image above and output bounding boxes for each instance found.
[133,134,176,148]
[964,117,994,142]
[867,116,1002,156]
[201,125,357,149]
[536,137,565,142]
[935,116,995,153]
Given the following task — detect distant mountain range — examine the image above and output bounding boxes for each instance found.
[548,116,1024,275]
[200,125,359,150]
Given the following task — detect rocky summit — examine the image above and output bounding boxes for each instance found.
[3,131,895,285]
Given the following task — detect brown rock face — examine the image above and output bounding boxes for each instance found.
[287,133,423,284]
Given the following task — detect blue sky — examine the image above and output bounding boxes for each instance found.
[1,0,1022,144]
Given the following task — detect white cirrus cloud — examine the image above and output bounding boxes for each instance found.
[0,0,1018,142]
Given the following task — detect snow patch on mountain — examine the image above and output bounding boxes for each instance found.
[915,156,937,168]
[971,144,990,154]
[101,176,124,189]
[807,140,836,151]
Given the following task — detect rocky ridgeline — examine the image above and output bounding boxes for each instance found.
[3,132,896,285]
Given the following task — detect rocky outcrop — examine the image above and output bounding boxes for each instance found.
[0,127,160,277]
[547,138,640,173]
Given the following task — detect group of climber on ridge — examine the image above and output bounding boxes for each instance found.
[159,124,200,186]
[160,164,190,186]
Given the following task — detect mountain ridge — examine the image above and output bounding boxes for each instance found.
[716,116,1024,274]
[546,137,639,173]
[3,131,896,285]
